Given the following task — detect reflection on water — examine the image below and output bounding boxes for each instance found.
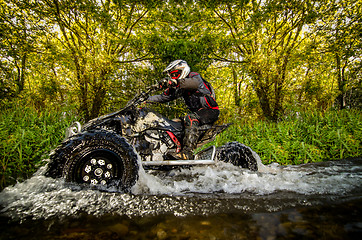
[1,158,361,239]
[1,199,361,240]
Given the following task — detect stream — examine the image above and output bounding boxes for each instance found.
[1,157,361,239]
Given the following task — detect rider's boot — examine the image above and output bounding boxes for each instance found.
[175,125,199,160]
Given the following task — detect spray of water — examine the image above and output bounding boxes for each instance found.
[1,153,361,220]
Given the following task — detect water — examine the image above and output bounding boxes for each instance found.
[1,158,361,239]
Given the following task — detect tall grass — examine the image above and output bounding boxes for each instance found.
[1,103,360,190]
[214,110,361,165]
[0,101,77,190]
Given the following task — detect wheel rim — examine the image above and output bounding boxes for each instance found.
[73,150,122,186]
[81,157,115,185]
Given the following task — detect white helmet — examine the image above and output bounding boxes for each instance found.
[163,60,190,80]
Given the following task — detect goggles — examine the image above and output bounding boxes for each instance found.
[169,70,182,79]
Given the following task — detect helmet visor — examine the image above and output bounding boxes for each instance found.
[169,70,182,79]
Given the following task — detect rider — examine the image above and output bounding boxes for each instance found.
[147,60,219,160]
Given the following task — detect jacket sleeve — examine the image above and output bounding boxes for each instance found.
[179,74,200,90]
[147,88,177,103]
[147,74,201,103]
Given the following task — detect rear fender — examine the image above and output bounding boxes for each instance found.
[196,123,232,147]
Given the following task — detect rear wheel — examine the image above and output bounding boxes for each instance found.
[215,142,258,171]
[45,130,139,191]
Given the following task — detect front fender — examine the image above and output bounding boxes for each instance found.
[65,122,82,138]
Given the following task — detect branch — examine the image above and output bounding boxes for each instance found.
[213,9,245,55]
[115,53,154,64]
[210,53,247,64]
[116,9,149,56]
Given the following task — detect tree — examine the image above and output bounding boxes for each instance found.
[137,0,219,118]
[146,0,216,71]
[202,0,323,121]
[0,0,43,98]
[30,0,159,120]
[315,0,362,109]
[2,0,360,121]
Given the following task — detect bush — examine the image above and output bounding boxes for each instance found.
[213,110,362,165]
[0,101,77,190]
[1,102,360,190]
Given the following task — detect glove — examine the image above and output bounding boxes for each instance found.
[158,78,169,89]
[168,78,178,88]
[158,77,178,89]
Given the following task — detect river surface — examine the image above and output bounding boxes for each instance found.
[1,157,361,239]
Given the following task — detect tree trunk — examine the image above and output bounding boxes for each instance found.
[254,74,273,120]
[232,68,241,107]
[90,84,106,120]
[16,53,27,94]
[272,79,283,121]
[335,53,345,109]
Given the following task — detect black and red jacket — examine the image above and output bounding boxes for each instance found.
[148,72,219,113]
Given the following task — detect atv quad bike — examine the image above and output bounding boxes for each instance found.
[45,85,258,191]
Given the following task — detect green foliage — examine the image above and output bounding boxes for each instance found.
[0,101,77,190]
[1,0,361,121]
[0,0,361,189]
[147,1,215,72]
[0,0,44,97]
[204,0,327,121]
[212,110,361,165]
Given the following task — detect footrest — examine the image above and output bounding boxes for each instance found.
[142,159,215,166]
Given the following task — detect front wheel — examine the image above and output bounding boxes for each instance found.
[45,130,139,191]
[215,142,258,171]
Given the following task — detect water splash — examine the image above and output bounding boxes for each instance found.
[1,158,361,221]
[133,158,361,196]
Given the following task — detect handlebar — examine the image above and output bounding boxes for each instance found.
[147,84,160,91]
[87,84,160,123]
[124,84,160,108]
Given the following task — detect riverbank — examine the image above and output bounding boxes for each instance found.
[0,103,361,190]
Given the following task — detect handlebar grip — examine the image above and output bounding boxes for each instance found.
[152,84,160,90]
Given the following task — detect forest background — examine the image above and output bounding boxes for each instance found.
[0,0,361,189]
